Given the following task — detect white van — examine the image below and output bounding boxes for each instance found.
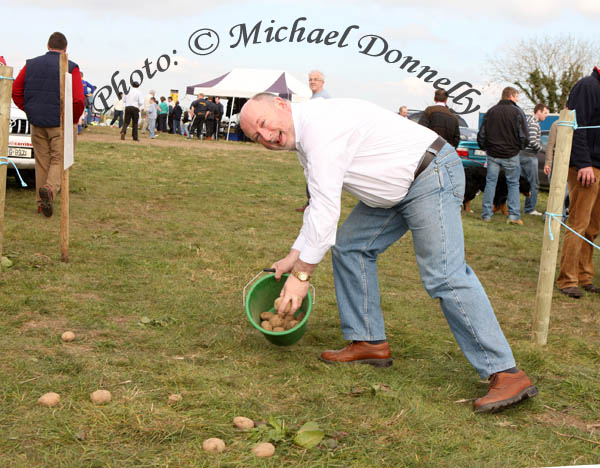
[8,102,35,187]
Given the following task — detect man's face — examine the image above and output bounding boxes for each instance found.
[308,73,324,94]
[240,98,296,151]
[399,107,408,117]
[536,107,549,122]
[509,93,519,103]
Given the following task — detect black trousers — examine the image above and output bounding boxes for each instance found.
[205,118,215,138]
[190,114,206,139]
[158,114,168,132]
[122,106,139,140]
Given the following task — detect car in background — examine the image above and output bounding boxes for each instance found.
[536,130,550,189]
[7,102,35,187]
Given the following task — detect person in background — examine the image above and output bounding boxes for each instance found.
[477,87,528,225]
[172,100,183,135]
[182,110,191,138]
[520,103,549,216]
[167,96,174,133]
[418,89,460,148]
[297,69,332,212]
[147,97,158,139]
[12,31,84,217]
[205,96,217,140]
[543,119,569,221]
[189,93,209,139]
[398,106,408,118]
[109,92,124,128]
[556,67,600,298]
[158,96,168,133]
[142,89,156,132]
[120,82,144,141]
[81,72,95,128]
[213,96,224,140]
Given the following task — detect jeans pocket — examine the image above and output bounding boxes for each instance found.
[444,158,465,200]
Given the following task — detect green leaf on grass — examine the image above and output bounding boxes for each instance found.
[294,421,324,449]
[1,256,13,270]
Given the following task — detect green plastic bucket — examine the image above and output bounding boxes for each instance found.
[244,272,313,346]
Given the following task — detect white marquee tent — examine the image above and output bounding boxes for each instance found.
[186,68,312,139]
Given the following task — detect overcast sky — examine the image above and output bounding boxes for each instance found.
[2,0,598,127]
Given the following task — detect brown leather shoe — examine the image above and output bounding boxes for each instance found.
[559,287,584,298]
[295,204,308,213]
[582,284,600,294]
[473,370,538,413]
[39,185,53,218]
[319,341,392,368]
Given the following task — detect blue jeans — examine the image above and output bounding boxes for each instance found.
[331,145,516,378]
[183,123,190,137]
[148,117,156,138]
[482,155,521,220]
[519,153,539,213]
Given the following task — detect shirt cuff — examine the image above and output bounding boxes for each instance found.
[298,244,328,264]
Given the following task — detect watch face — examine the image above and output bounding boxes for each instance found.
[295,271,309,281]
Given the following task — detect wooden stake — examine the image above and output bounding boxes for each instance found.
[59,54,69,263]
[532,109,575,345]
[0,66,14,266]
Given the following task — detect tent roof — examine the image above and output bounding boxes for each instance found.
[186,68,311,102]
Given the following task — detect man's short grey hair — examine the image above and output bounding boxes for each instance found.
[251,92,286,102]
[309,70,324,80]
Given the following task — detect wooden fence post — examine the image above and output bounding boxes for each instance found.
[60,54,69,263]
[0,66,14,266]
[532,109,575,345]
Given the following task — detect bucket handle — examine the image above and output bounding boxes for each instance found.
[242,268,316,307]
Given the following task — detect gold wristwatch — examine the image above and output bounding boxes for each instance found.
[292,270,311,282]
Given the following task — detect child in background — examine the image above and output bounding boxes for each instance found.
[148,97,158,139]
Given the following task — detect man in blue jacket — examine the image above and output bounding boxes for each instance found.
[12,32,85,217]
[81,73,96,127]
[557,67,600,298]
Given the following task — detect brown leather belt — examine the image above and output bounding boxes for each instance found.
[414,136,446,179]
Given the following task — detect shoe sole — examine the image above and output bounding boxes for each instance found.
[318,356,393,368]
[39,187,53,218]
[473,385,538,413]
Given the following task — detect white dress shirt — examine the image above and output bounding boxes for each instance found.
[290,98,438,264]
[123,88,144,108]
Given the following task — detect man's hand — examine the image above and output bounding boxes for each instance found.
[577,167,597,187]
[276,274,309,317]
[544,165,552,176]
[271,250,300,280]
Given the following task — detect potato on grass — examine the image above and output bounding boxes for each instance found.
[202,438,226,453]
[38,392,60,407]
[233,416,254,430]
[252,442,275,457]
[168,394,182,405]
[61,331,75,342]
[90,389,112,404]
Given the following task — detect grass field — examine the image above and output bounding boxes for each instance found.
[1,127,599,468]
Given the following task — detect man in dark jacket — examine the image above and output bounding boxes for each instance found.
[12,31,85,217]
[477,86,528,225]
[188,93,209,139]
[557,67,600,298]
[213,96,224,140]
[418,89,460,147]
[172,101,183,135]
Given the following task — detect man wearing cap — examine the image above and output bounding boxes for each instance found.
[239,93,538,413]
[12,32,85,217]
